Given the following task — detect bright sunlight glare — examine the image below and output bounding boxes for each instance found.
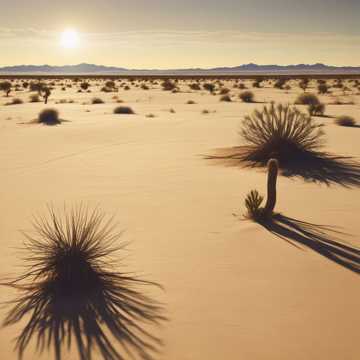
[60,29,80,49]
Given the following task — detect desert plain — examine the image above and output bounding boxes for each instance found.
[0,76,360,360]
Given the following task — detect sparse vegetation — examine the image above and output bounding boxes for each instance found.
[239,91,255,103]
[295,92,320,106]
[335,116,356,127]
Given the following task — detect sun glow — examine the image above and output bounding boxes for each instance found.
[60,29,79,49]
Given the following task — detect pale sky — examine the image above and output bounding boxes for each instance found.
[1,0,359,68]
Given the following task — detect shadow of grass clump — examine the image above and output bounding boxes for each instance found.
[2,205,165,360]
[258,214,360,274]
[205,103,360,187]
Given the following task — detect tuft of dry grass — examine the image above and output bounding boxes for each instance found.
[91,97,105,104]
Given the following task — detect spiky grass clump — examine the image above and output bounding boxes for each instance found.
[37,108,61,125]
[113,106,135,114]
[295,93,320,106]
[3,205,164,360]
[335,116,356,127]
[239,91,254,103]
[239,103,324,165]
[244,190,264,220]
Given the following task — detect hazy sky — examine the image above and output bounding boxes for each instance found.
[1,0,359,67]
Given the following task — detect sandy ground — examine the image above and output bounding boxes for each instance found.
[0,79,360,360]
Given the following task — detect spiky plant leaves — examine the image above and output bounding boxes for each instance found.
[239,103,325,165]
[244,190,264,219]
[3,205,165,360]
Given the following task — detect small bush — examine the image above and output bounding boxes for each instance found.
[189,83,201,91]
[186,100,196,104]
[295,93,320,106]
[37,109,61,125]
[308,103,325,116]
[335,116,356,127]
[203,83,216,93]
[91,97,105,104]
[219,87,230,95]
[318,83,329,94]
[113,106,135,114]
[162,79,176,91]
[239,91,254,103]
[220,95,232,102]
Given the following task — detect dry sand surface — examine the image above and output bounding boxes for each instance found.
[0,78,360,359]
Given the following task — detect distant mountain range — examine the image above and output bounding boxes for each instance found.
[0,63,360,75]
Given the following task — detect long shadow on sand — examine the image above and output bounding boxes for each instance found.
[205,146,360,187]
[3,272,165,360]
[259,214,360,274]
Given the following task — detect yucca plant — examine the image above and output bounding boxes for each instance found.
[3,205,164,360]
[239,103,324,165]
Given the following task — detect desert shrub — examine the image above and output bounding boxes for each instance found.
[162,79,176,91]
[220,95,232,102]
[80,82,90,91]
[29,82,44,93]
[238,83,247,90]
[101,86,112,93]
[124,85,130,90]
[308,103,325,116]
[189,83,201,91]
[141,84,149,90]
[203,83,216,93]
[29,93,40,103]
[274,78,286,89]
[219,87,230,95]
[105,80,116,89]
[169,108,176,113]
[146,113,155,118]
[317,83,329,94]
[239,91,254,103]
[295,92,320,106]
[22,81,29,89]
[299,78,309,91]
[6,97,23,105]
[37,108,61,125]
[202,109,210,114]
[113,106,135,114]
[186,100,196,104]
[239,103,324,165]
[0,81,12,96]
[335,116,356,127]
[3,205,164,360]
[91,97,105,104]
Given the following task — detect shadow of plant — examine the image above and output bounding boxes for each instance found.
[205,146,360,187]
[258,214,360,274]
[2,205,166,360]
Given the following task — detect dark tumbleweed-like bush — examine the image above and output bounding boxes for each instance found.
[3,205,165,360]
[239,103,324,165]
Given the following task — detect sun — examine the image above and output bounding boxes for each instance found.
[60,29,79,49]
